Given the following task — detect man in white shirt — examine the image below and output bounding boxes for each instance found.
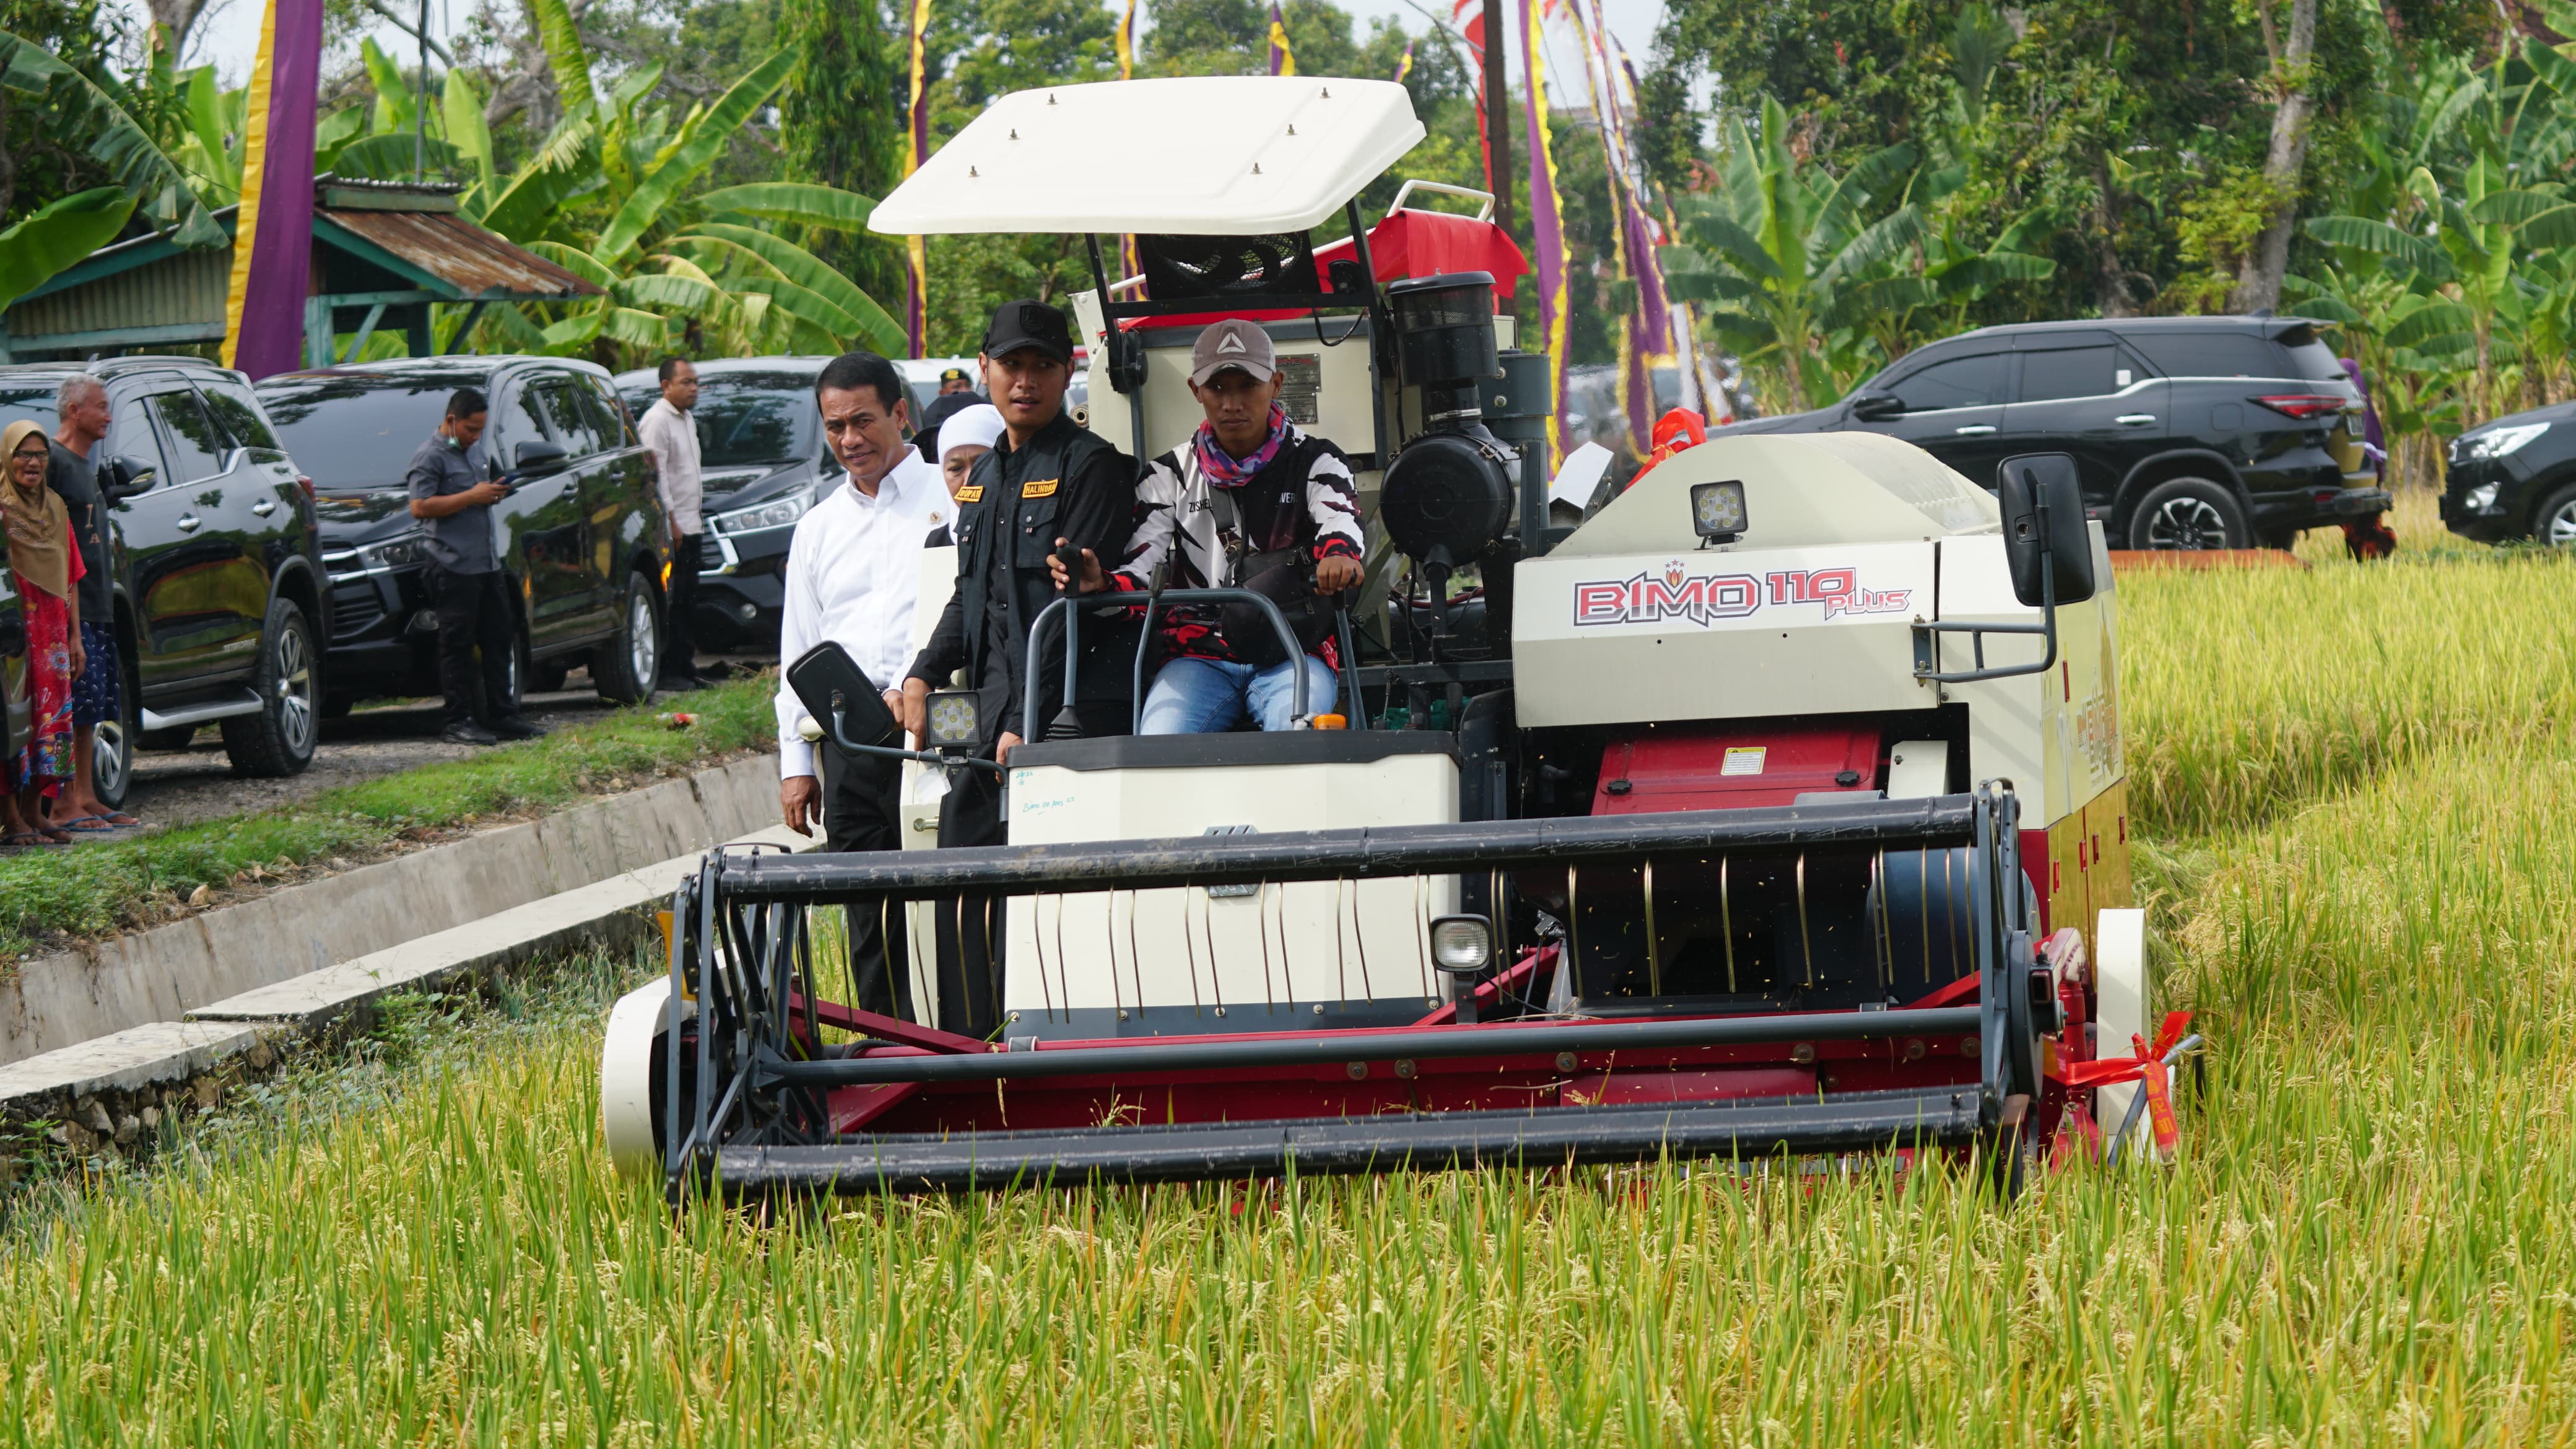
[775,350,943,1017]
[635,357,711,688]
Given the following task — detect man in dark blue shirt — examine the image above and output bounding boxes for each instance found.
[406,388,544,746]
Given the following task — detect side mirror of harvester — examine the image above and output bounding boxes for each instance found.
[1910,451,2097,685]
[786,642,901,753]
[1996,452,2096,608]
[785,642,1008,776]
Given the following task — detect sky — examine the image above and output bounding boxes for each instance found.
[175,0,1697,115]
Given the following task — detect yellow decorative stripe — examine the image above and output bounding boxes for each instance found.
[1020,477,1059,498]
[220,0,281,369]
[954,485,983,502]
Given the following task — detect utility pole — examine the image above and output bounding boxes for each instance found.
[1481,0,1513,235]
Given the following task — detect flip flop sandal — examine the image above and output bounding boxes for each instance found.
[103,814,143,828]
[55,816,118,833]
[35,827,74,845]
[0,832,42,850]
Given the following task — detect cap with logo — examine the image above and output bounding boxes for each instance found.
[981,299,1074,365]
[938,365,968,383]
[1190,318,1277,386]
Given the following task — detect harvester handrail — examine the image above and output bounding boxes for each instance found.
[1022,588,1310,742]
[708,794,1982,900]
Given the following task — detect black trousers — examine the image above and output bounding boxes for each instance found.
[819,743,911,1020]
[429,566,516,727]
[931,762,1007,1040]
[663,534,702,682]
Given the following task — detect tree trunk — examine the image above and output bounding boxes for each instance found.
[2090,156,2135,318]
[2232,0,2320,314]
[147,0,206,63]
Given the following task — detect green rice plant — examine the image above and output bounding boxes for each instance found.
[1,526,2573,1444]
[2120,545,2576,837]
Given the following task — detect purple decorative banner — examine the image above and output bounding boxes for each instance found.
[222,0,323,380]
[1518,0,1567,464]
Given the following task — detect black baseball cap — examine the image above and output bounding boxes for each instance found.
[938,365,968,383]
[914,391,980,462]
[982,298,1074,365]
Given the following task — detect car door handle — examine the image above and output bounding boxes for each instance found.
[251,499,277,517]
[1952,424,1998,435]
[175,514,202,532]
[2116,414,2157,425]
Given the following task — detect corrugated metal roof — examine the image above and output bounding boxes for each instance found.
[10,245,230,337]
[318,207,604,301]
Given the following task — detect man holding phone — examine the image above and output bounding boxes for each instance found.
[407,388,544,746]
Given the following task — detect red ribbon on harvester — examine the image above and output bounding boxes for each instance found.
[2047,1009,2192,1090]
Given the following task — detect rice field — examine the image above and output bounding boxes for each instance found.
[4,494,2574,1446]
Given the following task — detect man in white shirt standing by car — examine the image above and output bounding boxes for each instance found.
[775,350,944,1018]
[635,356,712,689]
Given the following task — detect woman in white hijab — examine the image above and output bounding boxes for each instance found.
[924,404,1004,547]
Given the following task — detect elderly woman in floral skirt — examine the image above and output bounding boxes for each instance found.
[2,419,85,848]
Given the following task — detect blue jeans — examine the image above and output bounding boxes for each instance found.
[1140,654,1339,734]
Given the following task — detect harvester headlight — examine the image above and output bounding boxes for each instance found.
[1428,914,1494,973]
[1690,479,1748,544]
[925,689,981,749]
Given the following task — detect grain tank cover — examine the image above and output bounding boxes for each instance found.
[868,77,1426,237]
[1552,432,1999,556]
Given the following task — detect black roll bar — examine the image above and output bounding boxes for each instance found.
[1022,588,1311,742]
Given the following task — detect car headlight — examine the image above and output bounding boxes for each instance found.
[711,485,814,535]
[334,532,428,574]
[2458,422,2549,461]
[2464,482,2501,513]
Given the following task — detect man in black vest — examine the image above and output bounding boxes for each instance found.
[899,298,1140,1033]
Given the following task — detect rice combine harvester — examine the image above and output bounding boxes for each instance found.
[599,76,2151,1199]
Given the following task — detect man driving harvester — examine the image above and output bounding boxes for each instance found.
[1053,318,1365,731]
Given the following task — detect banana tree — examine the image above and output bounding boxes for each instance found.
[1659,96,1924,412]
[440,0,901,362]
[0,30,223,250]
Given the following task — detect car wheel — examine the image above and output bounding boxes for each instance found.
[90,663,136,812]
[2531,484,2576,547]
[593,571,661,705]
[2126,477,2250,550]
[480,626,527,721]
[220,597,320,778]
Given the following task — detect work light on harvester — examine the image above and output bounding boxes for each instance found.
[598,74,2191,1206]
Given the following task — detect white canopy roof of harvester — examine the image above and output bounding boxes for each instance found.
[866,77,1426,238]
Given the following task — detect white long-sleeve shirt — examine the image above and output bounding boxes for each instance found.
[637,397,703,535]
[775,455,947,779]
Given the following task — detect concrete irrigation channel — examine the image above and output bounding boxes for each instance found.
[0,751,814,1155]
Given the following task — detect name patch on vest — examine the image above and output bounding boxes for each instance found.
[1020,477,1060,498]
[954,485,984,502]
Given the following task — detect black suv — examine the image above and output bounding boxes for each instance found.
[256,358,668,713]
[2439,404,2576,545]
[0,358,331,808]
[1715,316,2390,549]
[614,357,833,650]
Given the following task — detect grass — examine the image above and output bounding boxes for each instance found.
[0,677,779,964]
[3,495,2575,1444]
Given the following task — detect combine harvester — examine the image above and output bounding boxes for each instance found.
[601,76,2152,1198]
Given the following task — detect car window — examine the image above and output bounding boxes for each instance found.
[258,374,483,488]
[0,386,59,435]
[690,372,823,466]
[578,376,637,449]
[531,381,601,458]
[198,380,282,452]
[2015,346,2126,403]
[2128,331,2294,378]
[492,385,547,468]
[1890,353,2006,412]
[148,390,230,483]
[2273,327,2349,381]
[103,407,170,491]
